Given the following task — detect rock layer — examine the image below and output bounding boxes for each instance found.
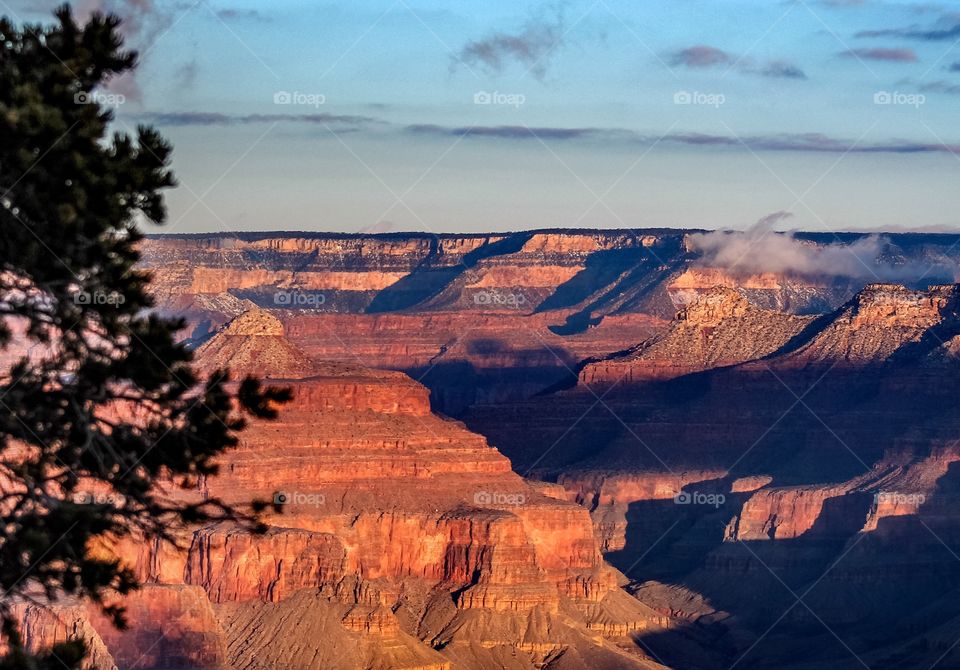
[465,281,960,668]
[141,230,960,416]
[14,231,960,669]
[16,310,669,670]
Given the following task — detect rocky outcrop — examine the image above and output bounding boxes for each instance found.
[772,283,960,366]
[21,310,670,670]
[193,308,324,378]
[184,526,347,603]
[465,281,960,668]
[9,602,117,670]
[581,288,812,385]
[140,231,960,416]
[93,586,228,670]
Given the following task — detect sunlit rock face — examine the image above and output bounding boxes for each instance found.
[464,280,960,669]
[580,287,814,385]
[14,231,960,669]
[139,230,960,419]
[16,311,669,670]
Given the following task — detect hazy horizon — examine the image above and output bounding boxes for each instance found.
[11,0,960,234]
[142,224,960,237]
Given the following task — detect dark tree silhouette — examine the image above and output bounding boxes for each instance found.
[0,5,290,668]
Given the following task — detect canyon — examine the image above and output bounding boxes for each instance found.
[12,229,960,669]
[12,308,669,670]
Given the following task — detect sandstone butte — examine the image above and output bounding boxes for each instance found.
[467,281,960,668]
[10,309,672,670]
[138,231,960,668]
[10,229,960,669]
[139,230,959,415]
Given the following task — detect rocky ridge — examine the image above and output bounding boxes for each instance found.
[580,287,813,385]
[141,231,960,416]
[464,281,960,668]
[13,231,960,669]
[15,310,671,670]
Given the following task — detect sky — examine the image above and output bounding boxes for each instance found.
[8,0,960,234]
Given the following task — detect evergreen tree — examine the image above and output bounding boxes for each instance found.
[0,5,290,667]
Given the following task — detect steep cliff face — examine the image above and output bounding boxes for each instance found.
[9,602,118,670]
[141,231,666,319]
[45,230,960,669]
[140,230,960,420]
[666,266,857,314]
[771,283,960,366]
[145,230,924,326]
[580,287,813,385]
[278,309,666,414]
[94,586,229,670]
[464,281,960,668]
[22,310,670,670]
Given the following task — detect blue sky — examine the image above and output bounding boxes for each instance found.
[10,0,960,232]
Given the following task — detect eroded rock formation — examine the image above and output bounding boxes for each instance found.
[140,230,960,416]
[13,230,960,669]
[17,310,669,670]
[465,281,960,668]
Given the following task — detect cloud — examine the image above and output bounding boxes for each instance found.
[172,59,198,90]
[841,47,918,61]
[215,8,268,21]
[948,60,960,72]
[404,125,960,154]
[668,45,806,79]
[669,45,732,68]
[687,212,955,281]
[670,132,960,153]
[72,2,262,101]
[77,0,177,39]
[819,0,870,6]
[455,5,565,79]
[856,14,960,41]
[918,80,960,94]
[406,124,626,141]
[746,210,795,234]
[75,0,191,102]
[133,114,960,156]
[753,60,808,79]
[140,112,381,129]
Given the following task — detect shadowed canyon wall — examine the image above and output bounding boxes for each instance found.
[10,230,960,669]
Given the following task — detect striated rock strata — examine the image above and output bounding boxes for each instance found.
[140,230,960,416]
[15,309,670,670]
[465,282,960,668]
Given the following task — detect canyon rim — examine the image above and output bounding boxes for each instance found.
[15,229,960,669]
[5,0,960,668]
